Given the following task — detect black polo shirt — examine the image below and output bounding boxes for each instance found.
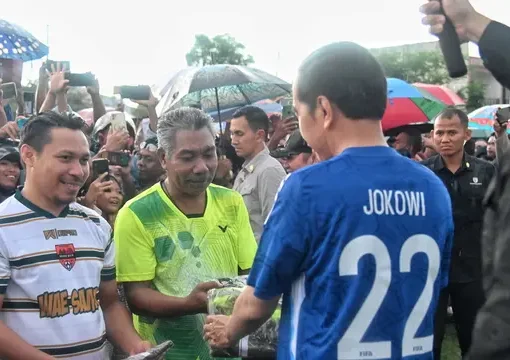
[421,153,496,283]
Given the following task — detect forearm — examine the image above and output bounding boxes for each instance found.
[465,12,492,44]
[496,133,510,160]
[103,301,142,354]
[127,287,201,318]
[266,135,282,151]
[35,82,48,113]
[226,290,274,344]
[56,93,68,113]
[147,106,158,133]
[40,92,56,113]
[0,321,53,360]
[91,93,106,122]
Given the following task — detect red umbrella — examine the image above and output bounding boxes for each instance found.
[413,83,465,106]
[382,78,446,133]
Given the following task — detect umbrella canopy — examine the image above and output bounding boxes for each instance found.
[382,78,446,132]
[414,83,465,106]
[0,19,48,61]
[208,102,283,122]
[156,65,291,121]
[467,104,510,137]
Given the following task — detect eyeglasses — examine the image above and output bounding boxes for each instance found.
[139,142,158,152]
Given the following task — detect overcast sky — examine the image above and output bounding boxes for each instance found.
[3,0,508,94]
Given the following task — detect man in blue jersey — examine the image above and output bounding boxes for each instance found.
[204,42,454,360]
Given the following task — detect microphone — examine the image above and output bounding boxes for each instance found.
[437,0,468,78]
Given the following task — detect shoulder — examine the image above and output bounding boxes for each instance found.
[120,183,163,220]
[419,154,439,169]
[467,155,496,171]
[208,183,245,207]
[69,202,111,236]
[256,155,286,176]
[0,195,25,217]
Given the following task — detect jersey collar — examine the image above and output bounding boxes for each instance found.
[15,189,70,219]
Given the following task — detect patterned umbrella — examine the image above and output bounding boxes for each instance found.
[155,65,291,132]
[414,83,465,106]
[0,19,48,61]
[467,104,510,137]
[382,78,446,132]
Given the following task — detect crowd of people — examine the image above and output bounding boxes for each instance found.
[0,0,509,359]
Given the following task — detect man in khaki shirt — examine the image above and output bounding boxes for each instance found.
[231,106,286,242]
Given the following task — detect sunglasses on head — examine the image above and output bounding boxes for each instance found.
[139,142,158,152]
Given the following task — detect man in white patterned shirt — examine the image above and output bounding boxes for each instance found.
[0,112,149,359]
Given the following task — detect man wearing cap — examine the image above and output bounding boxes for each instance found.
[0,141,21,203]
[92,111,136,154]
[271,129,316,173]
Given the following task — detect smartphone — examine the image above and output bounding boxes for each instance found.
[16,117,28,129]
[282,104,295,120]
[46,60,71,73]
[91,159,109,180]
[495,107,510,125]
[113,85,151,100]
[109,113,127,132]
[65,72,95,87]
[107,151,130,167]
[1,82,17,100]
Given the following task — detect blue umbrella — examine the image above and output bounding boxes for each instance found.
[0,19,48,61]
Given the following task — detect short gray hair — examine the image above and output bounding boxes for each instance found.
[157,107,216,156]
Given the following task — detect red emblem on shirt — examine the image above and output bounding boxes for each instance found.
[55,244,76,271]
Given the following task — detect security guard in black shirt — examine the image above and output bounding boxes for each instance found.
[421,108,496,359]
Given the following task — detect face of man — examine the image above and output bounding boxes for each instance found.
[230,116,265,159]
[137,147,164,184]
[282,152,312,173]
[474,140,487,153]
[159,128,218,197]
[486,136,496,159]
[22,128,90,207]
[394,132,410,151]
[433,115,471,157]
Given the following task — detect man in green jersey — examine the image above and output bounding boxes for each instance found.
[115,107,258,360]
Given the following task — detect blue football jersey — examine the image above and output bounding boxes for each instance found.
[247,146,454,360]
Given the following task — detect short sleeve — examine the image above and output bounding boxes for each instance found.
[234,194,258,270]
[114,206,156,282]
[0,242,10,295]
[247,173,310,300]
[101,234,116,281]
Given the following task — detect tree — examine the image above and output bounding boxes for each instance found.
[460,80,486,112]
[186,34,254,66]
[374,50,450,85]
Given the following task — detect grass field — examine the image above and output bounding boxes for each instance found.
[441,324,461,360]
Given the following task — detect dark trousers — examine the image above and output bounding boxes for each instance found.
[433,280,485,359]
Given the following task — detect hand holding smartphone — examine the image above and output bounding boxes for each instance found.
[91,159,109,180]
[495,107,510,125]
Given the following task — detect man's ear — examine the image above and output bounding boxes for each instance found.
[20,144,36,168]
[256,128,267,143]
[316,95,335,130]
[465,128,472,142]
[157,148,167,168]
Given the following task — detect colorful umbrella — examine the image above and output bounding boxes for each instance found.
[382,78,446,132]
[0,19,48,61]
[467,104,510,137]
[414,83,465,106]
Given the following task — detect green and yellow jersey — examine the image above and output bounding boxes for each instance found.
[115,182,257,360]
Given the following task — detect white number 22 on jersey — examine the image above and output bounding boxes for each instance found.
[337,234,440,359]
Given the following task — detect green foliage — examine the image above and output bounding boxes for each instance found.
[186,34,254,66]
[461,80,486,112]
[374,50,450,85]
